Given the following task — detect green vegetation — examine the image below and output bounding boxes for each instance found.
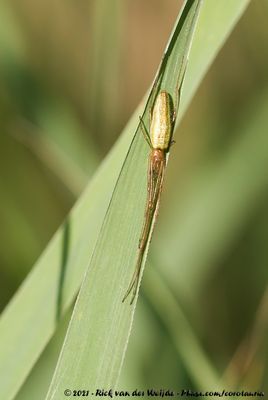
[0,1,267,399]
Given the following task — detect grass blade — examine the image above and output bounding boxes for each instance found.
[0,0,250,399]
[45,1,202,397]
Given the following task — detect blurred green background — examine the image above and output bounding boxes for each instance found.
[0,0,268,396]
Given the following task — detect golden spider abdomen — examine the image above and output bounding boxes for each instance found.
[150,90,174,150]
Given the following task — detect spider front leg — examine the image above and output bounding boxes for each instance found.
[139,116,152,149]
[173,60,187,123]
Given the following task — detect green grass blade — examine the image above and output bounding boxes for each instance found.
[0,0,250,399]
[45,1,203,397]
